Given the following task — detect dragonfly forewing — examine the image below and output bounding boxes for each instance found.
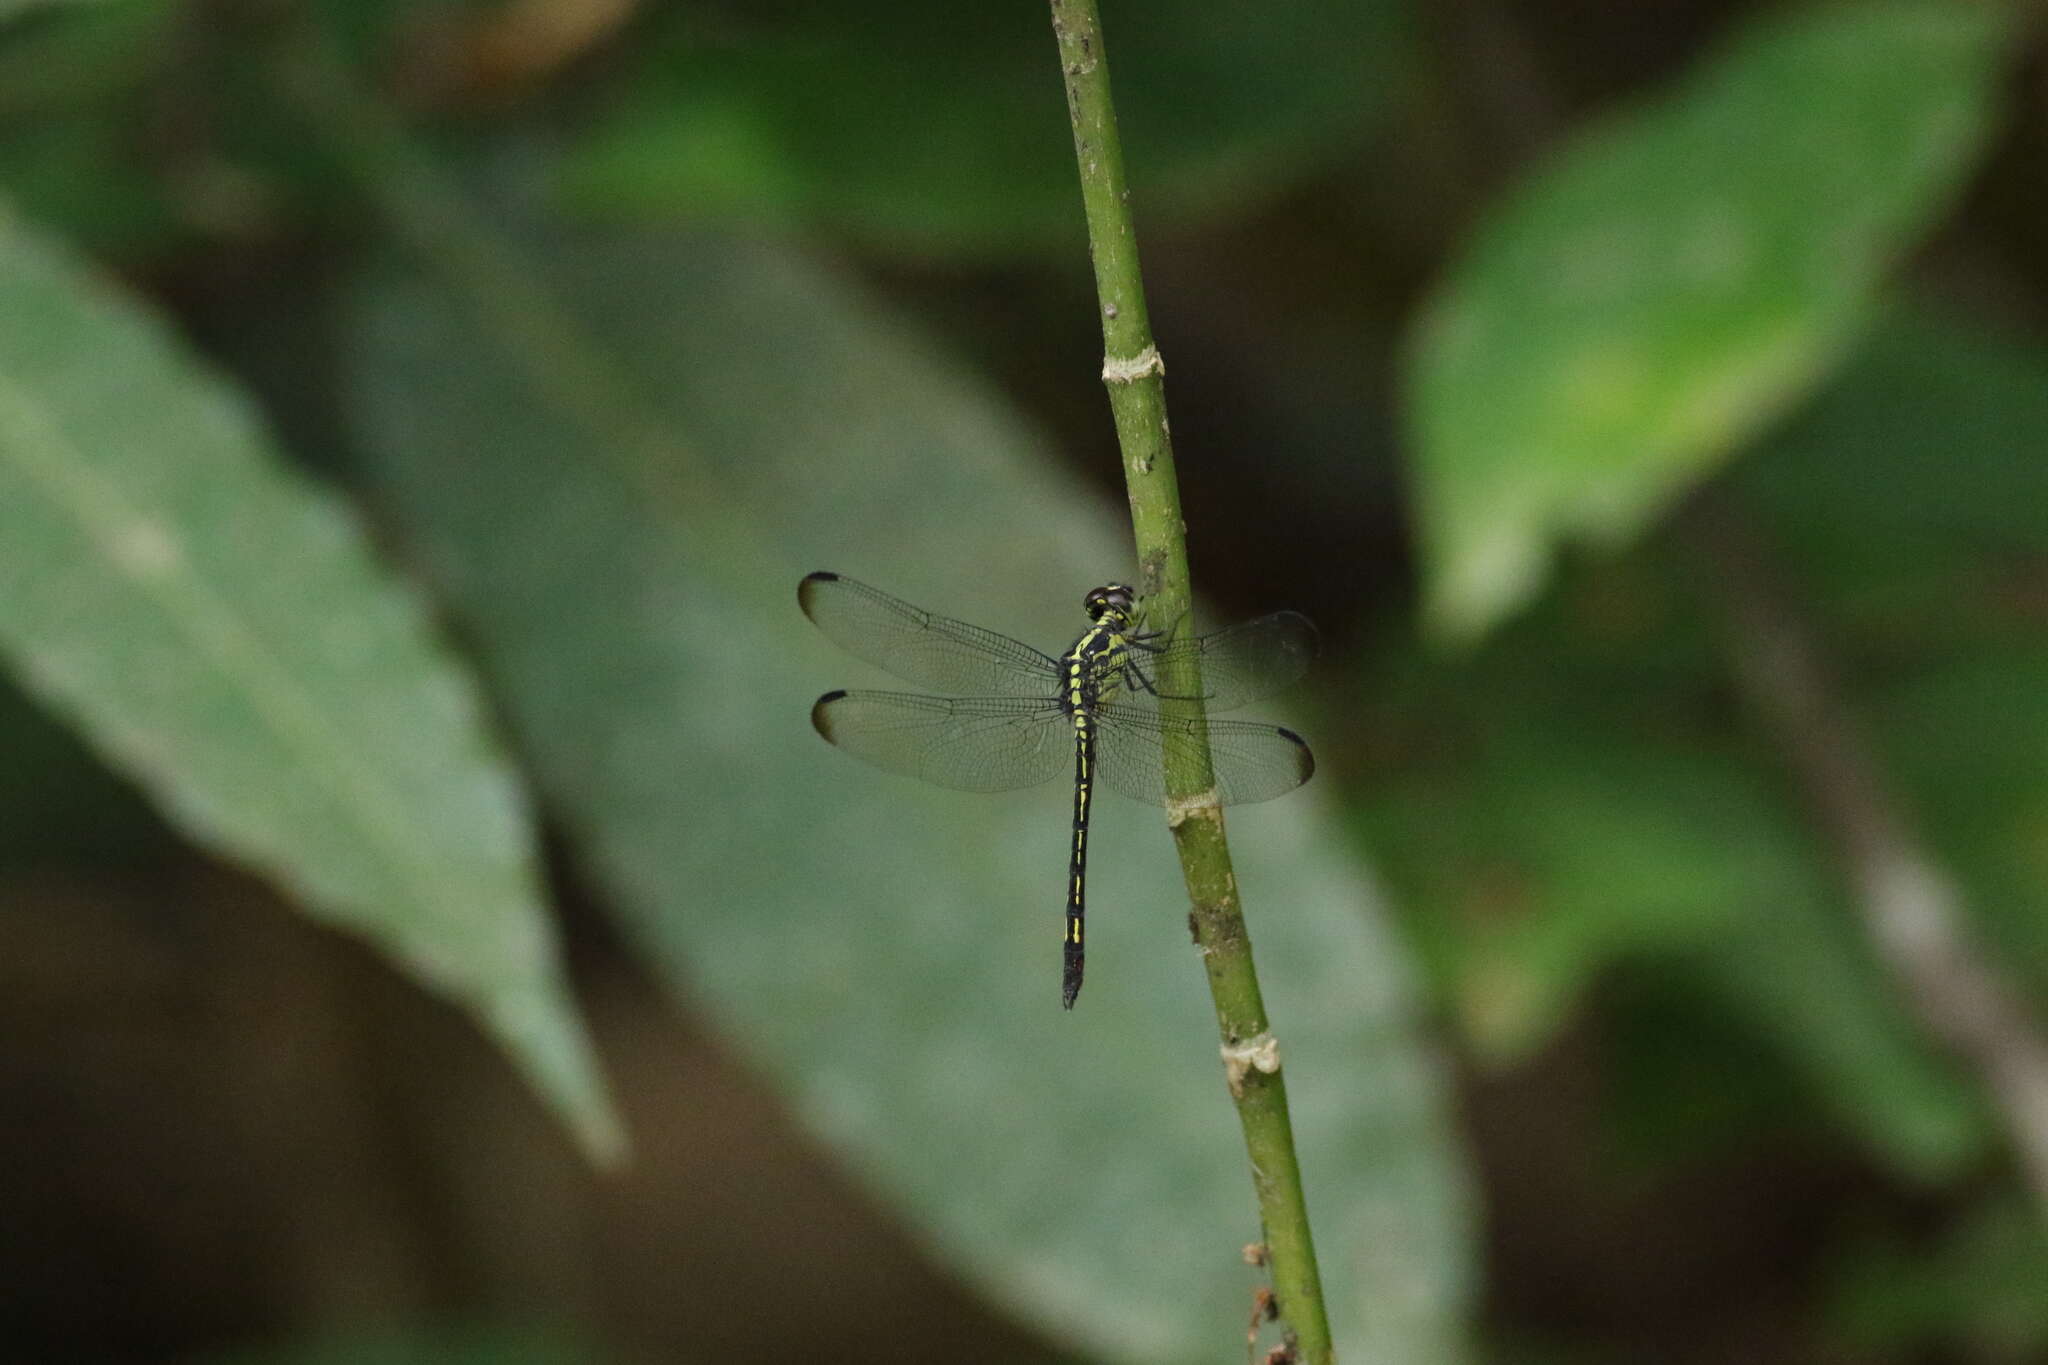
[800,572,1058,697]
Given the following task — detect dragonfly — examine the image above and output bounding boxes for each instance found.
[800,571,1317,1008]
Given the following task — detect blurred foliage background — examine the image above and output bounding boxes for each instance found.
[2,0,2046,1362]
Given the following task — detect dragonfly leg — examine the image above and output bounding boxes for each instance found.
[1123,655,1215,703]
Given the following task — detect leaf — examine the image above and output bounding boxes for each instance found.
[1829,1194,2048,1357]
[0,199,622,1164]
[1738,314,2048,998]
[344,230,1473,1364]
[0,0,124,24]
[1405,2,2008,642]
[0,2,186,256]
[558,0,1410,256]
[1358,561,1984,1178]
[1739,311,2048,631]
[0,0,171,117]
[1747,315,2048,551]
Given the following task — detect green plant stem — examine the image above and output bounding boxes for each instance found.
[1048,2,1334,1360]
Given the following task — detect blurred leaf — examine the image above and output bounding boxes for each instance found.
[1830,1196,2048,1360]
[0,0,124,24]
[0,670,172,865]
[0,2,185,254]
[1739,312,2048,643]
[1738,313,2048,998]
[1405,2,2007,642]
[1746,315,2048,555]
[1601,962,1809,1167]
[1867,651,2048,998]
[560,0,1410,256]
[0,107,181,254]
[0,200,621,1164]
[1691,866,1985,1180]
[345,229,1473,1364]
[1358,559,1983,1178]
[0,0,171,117]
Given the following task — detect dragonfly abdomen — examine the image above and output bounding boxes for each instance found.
[1064,712,1094,1009]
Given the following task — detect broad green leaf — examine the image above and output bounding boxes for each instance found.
[345,231,1473,1364]
[1740,312,2048,625]
[1829,1194,2048,1357]
[1358,560,1983,1178]
[1405,2,2007,641]
[0,0,170,116]
[559,0,1410,256]
[0,2,184,256]
[1693,873,1986,1182]
[0,0,122,24]
[0,201,621,1164]
[1748,316,2048,548]
[1739,314,2048,1000]
[0,108,180,255]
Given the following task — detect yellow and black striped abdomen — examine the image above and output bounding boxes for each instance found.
[1063,706,1093,1008]
[1060,614,1134,1007]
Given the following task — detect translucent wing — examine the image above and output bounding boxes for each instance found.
[1090,702,1315,807]
[801,572,1057,697]
[811,690,1070,793]
[1122,610,1319,712]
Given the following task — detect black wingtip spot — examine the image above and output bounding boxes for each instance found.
[812,691,848,740]
[1277,726,1316,783]
[798,571,838,617]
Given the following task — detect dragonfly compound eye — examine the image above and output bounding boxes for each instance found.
[1085,584,1135,620]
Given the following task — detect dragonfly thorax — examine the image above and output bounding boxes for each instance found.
[1068,584,1139,713]
[1062,619,1134,715]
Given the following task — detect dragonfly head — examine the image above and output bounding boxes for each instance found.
[1084,583,1137,625]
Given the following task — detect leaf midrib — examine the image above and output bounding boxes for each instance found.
[0,363,508,977]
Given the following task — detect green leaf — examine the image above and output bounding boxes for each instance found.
[1359,563,1983,1178]
[1692,873,1985,1181]
[0,0,171,117]
[0,0,124,24]
[1739,312,2048,636]
[344,231,1473,1364]
[559,0,1410,256]
[1830,1195,2048,1357]
[0,2,185,256]
[1405,2,2008,642]
[1739,314,2048,999]
[0,200,622,1165]
[1747,315,2048,553]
